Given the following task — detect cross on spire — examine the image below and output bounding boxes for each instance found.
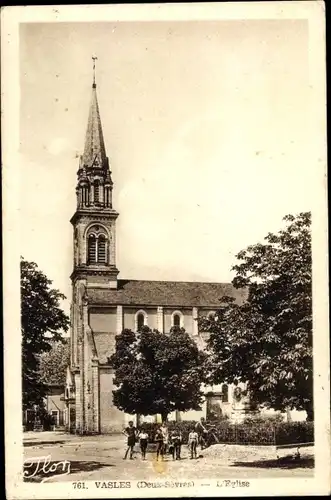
[92,56,98,87]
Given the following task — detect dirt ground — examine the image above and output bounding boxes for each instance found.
[23,431,314,483]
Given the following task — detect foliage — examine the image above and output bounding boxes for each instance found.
[214,421,313,446]
[135,420,314,446]
[215,424,275,445]
[275,421,314,446]
[21,258,69,410]
[199,213,313,419]
[39,340,70,386]
[109,326,207,422]
[243,413,285,425]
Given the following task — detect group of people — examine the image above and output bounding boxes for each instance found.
[123,417,211,461]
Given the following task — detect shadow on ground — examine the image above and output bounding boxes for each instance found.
[23,460,112,482]
[232,456,314,469]
[24,440,66,448]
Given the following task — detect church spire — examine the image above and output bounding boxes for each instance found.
[81,56,108,170]
[75,58,114,211]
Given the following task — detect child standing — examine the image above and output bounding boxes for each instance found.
[123,421,137,460]
[138,428,149,460]
[170,429,182,460]
[155,427,164,461]
[160,423,169,456]
[188,429,199,459]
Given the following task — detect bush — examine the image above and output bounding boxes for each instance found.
[275,421,314,446]
[216,421,314,446]
[138,419,314,447]
[140,416,314,446]
[214,423,275,445]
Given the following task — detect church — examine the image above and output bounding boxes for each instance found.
[65,70,249,434]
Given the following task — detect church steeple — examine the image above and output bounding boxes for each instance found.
[81,73,107,171]
[76,57,113,210]
[71,58,119,287]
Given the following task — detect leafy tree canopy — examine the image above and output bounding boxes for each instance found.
[199,213,313,419]
[39,340,70,386]
[109,326,207,422]
[21,258,69,409]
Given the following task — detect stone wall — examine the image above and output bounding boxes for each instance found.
[99,367,125,433]
[89,307,117,332]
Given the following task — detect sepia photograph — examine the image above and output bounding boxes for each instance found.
[2,2,329,498]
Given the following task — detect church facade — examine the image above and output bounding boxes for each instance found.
[65,76,248,434]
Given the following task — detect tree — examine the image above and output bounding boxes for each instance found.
[39,340,70,386]
[109,326,207,422]
[21,258,70,410]
[199,212,313,420]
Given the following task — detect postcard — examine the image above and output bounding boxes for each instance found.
[2,2,329,498]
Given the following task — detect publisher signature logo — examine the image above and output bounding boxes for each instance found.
[23,455,71,482]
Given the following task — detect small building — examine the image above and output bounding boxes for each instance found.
[44,384,66,429]
[23,384,66,432]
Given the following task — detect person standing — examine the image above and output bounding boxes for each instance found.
[195,417,208,450]
[170,429,182,460]
[138,428,149,460]
[123,420,137,460]
[155,426,164,461]
[188,428,199,459]
[160,422,169,456]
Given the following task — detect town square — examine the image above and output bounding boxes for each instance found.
[23,431,314,483]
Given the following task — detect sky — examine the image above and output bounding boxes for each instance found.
[19,19,313,316]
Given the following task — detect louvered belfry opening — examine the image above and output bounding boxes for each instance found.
[87,230,108,265]
[94,181,100,203]
[88,234,97,263]
[98,234,107,263]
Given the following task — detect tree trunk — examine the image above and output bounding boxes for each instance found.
[161,412,168,423]
[286,407,292,423]
[305,406,314,422]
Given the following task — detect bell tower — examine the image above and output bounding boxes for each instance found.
[70,57,119,289]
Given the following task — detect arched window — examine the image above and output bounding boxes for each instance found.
[88,234,97,263]
[86,225,109,264]
[98,235,107,263]
[137,313,145,331]
[171,310,183,329]
[222,384,229,403]
[173,314,181,328]
[94,181,100,203]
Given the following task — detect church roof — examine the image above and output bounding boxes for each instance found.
[86,279,247,308]
[82,83,107,169]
